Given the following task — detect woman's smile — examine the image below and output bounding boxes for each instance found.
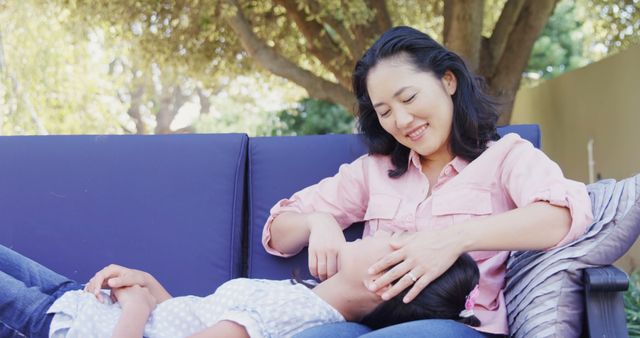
[406,123,429,141]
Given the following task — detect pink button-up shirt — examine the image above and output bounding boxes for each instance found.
[262,133,593,334]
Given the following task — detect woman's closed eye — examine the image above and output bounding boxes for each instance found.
[378,93,416,117]
[402,93,416,103]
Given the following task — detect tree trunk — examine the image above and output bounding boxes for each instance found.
[154,85,189,134]
[274,0,352,88]
[126,84,145,134]
[444,0,485,71]
[483,0,558,125]
[196,88,211,116]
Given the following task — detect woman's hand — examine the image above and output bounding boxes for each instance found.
[367,227,464,303]
[307,212,346,281]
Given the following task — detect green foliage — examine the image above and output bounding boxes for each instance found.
[584,0,640,54]
[526,0,639,83]
[2,0,639,135]
[626,269,640,337]
[259,98,355,136]
[0,0,127,134]
[527,0,590,80]
[193,74,305,136]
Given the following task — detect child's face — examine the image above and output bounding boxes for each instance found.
[338,231,407,284]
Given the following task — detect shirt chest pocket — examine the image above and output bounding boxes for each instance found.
[364,194,403,232]
[431,187,493,227]
[432,187,497,261]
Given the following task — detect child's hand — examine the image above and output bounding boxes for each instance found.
[84,264,150,303]
[112,285,157,314]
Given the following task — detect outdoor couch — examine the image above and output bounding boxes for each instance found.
[0,124,631,337]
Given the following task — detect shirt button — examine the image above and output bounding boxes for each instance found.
[444,166,452,176]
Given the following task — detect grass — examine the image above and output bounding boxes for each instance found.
[625,269,640,337]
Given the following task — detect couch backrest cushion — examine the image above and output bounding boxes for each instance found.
[0,133,247,296]
[247,125,540,279]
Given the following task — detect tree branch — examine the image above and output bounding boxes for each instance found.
[443,0,485,71]
[369,0,392,35]
[351,0,392,60]
[223,0,355,111]
[126,84,146,134]
[274,0,351,88]
[481,0,526,76]
[304,0,358,60]
[487,0,558,124]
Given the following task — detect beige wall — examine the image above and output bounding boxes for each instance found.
[511,44,640,273]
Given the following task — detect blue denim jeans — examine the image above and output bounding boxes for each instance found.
[0,245,82,338]
[294,320,505,338]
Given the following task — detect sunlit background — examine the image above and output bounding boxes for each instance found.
[0,0,637,136]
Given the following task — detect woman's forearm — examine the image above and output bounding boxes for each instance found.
[456,201,572,252]
[267,212,314,255]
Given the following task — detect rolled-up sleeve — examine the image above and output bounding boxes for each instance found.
[262,155,370,257]
[500,138,593,249]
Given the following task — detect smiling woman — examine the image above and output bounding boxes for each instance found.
[264,26,593,337]
[366,57,457,187]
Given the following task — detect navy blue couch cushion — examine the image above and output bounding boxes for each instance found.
[0,134,247,296]
[247,125,540,280]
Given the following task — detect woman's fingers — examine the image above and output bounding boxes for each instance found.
[316,253,328,281]
[326,251,338,279]
[368,257,410,293]
[402,274,433,303]
[307,214,347,280]
[380,270,420,301]
[369,228,463,302]
[367,249,404,276]
[308,251,318,279]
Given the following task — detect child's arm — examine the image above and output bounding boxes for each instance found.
[187,321,249,338]
[85,264,172,303]
[110,285,156,338]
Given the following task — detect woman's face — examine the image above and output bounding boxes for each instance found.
[366,55,457,162]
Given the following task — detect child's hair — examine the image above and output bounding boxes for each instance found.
[360,253,481,329]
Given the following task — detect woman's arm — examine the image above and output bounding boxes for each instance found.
[369,202,572,302]
[270,212,346,280]
[268,212,314,255]
[458,201,571,252]
[187,321,249,338]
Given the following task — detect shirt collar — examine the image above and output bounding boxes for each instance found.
[407,150,469,175]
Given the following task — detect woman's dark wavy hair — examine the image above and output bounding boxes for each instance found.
[361,253,481,329]
[353,26,500,177]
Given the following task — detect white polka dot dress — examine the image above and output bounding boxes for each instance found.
[47,279,345,337]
